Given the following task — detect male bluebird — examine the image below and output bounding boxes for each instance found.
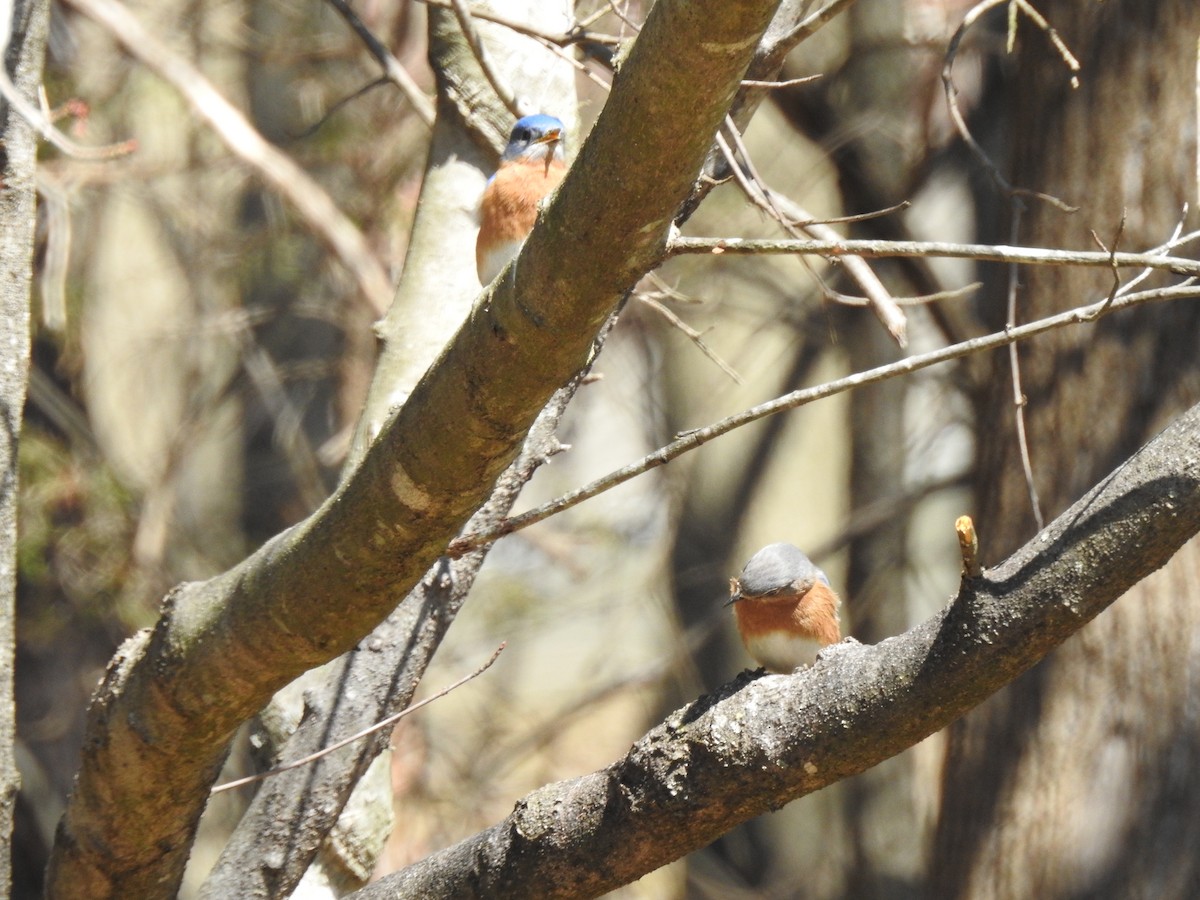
[476,114,568,286]
[727,543,842,673]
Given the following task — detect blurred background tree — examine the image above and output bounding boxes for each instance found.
[8,0,1199,897]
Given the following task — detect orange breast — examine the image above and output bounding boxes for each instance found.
[476,160,567,276]
[733,583,842,649]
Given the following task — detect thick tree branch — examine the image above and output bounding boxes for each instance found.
[200,371,594,898]
[359,400,1200,900]
[44,0,786,895]
[201,4,581,893]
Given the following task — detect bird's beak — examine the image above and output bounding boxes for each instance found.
[535,129,562,175]
[724,577,742,607]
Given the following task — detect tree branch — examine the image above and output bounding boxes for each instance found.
[200,3,582,892]
[62,0,395,316]
[448,282,1200,555]
[359,399,1200,900]
[668,235,1200,275]
[200,366,598,897]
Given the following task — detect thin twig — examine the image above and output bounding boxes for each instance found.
[1106,205,1191,305]
[1081,211,1126,321]
[211,643,506,795]
[1004,203,1043,529]
[943,0,1077,212]
[782,0,860,46]
[448,0,521,116]
[794,201,913,228]
[529,32,613,91]
[768,192,909,345]
[715,120,908,345]
[64,0,394,316]
[605,0,642,34]
[636,295,743,384]
[447,281,1200,556]
[35,171,72,331]
[0,0,134,159]
[668,235,1200,277]
[415,0,621,47]
[325,0,435,126]
[1011,0,1081,84]
[740,75,823,89]
[956,515,982,579]
[826,281,982,307]
[291,76,392,141]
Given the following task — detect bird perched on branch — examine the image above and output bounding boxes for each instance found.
[476,114,567,286]
[727,542,842,673]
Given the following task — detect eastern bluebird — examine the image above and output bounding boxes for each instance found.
[727,543,843,673]
[476,114,568,286]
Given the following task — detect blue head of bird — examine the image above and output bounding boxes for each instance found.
[502,114,566,166]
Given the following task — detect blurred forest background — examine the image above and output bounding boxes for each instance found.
[12,0,1200,897]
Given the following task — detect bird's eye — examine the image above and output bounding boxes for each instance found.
[514,128,529,142]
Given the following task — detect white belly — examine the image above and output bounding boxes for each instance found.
[478,239,524,286]
[744,631,823,673]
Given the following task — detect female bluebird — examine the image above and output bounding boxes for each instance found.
[727,543,842,673]
[476,114,568,285]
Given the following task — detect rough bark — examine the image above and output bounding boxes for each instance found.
[0,0,47,893]
[932,2,1200,897]
[356,399,1200,899]
[43,0,786,895]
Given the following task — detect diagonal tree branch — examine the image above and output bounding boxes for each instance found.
[62,0,395,316]
[448,282,1200,554]
[201,2,581,892]
[356,399,1200,900]
[200,367,597,897]
[44,0,788,895]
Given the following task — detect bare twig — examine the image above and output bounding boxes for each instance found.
[448,0,521,116]
[1009,0,1081,83]
[739,75,823,89]
[34,172,71,331]
[530,33,613,91]
[211,644,505,795]
[605,0,642,34]
[1004,204,1044,529]
[715,120,909,345]
[943,0,1077,212]
[668,235,1200,276]
[636,295,743,383]
[782,0,860,46]
[291,76,392,141]
[63,0,394,316]
[827,281,982,307]
[956,514,982,579]
[792,201,913,228]
[447,281,1200,556]
[325,0,435,126]
[0,0,134,159]
[1081,211,1126,321]
[767,194,909,346]
[415,0,621,48]
[1102,206,1192,308]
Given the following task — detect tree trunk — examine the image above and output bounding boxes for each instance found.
[933,3,1200,896]
[0,0,48,894]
